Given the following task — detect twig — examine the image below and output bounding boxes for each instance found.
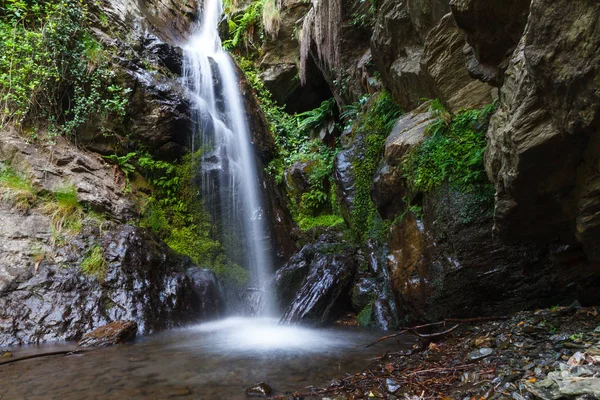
[0,348,93,366]
[411,324,459,339]
[405,364,472,376]
[366,316,507,347]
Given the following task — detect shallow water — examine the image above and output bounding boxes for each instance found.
[1,318,414,399]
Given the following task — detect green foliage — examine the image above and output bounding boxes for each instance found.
[0,162,36,209]
[80,243,108,279]
[223,0,265,53]
[136,152,246,283]
[236,57,344,232]
[350,92,402,242]
[297,213,345,232]
[44,183,83,238]
[403,102,496,194]
[296,98,337,133]
[0,0,130,137]
[356,303,373,327]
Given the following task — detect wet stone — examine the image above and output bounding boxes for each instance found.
[469,347,494,360]
[78,320,138,348]
[385,378,402,394]
[245,382,272,397]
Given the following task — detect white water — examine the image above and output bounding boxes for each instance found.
[183,0,274,314]
[189,317,347,353]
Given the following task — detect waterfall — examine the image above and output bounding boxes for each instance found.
[183,0,274,315]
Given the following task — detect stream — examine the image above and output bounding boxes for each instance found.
[0,318,414,399]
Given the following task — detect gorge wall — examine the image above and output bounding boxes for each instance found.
[0,0,599,345]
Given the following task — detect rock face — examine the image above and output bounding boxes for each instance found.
[0,221,223,345]
[370,0,492,112]
[0,129,134,220]
[351,241,399,330]
[372,95,600,321]
[77,320,138,348]
[372,103,434,219]
[423,14,493,111]
[387,185,600,322]
[450,0,531,85]
[276,234,356,326]
[484,0,600,260]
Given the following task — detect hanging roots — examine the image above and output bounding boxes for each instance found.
[299,0,342,85]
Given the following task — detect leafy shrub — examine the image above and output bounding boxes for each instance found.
[0,0,130,137]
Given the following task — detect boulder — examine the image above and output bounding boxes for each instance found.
[277,234,356,326]
[77,320,138,347]
[386,184,600,322]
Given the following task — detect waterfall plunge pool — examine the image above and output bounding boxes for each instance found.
[0,318,415,399]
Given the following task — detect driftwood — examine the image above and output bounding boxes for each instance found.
[0,348,93,366]
[366,315,508,347]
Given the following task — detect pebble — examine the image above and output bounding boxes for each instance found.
[469,347,493,360]
[385,378,401,394]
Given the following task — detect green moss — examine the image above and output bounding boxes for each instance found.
[357,303,373,327]
[350,92,402,242]
[404,103,495,193]
[80,244,108,279]
[297,214,345,231]
[134,152,247,284]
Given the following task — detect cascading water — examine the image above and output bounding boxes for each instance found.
[183,0,274,315]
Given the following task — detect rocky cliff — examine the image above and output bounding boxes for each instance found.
[249,0,600,326]
[0,0,295,344]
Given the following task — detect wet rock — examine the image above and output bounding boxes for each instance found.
[333,142,359,226]
[0,224,223,345]
[469,347,494,360]
[279,236,356,326]
[77,320,137,348]
[141,34,183,75]
[116,67,192,161]
[93,0,198,44]
[245,382,272,397]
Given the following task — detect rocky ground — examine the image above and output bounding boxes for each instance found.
[272,305,600,399]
